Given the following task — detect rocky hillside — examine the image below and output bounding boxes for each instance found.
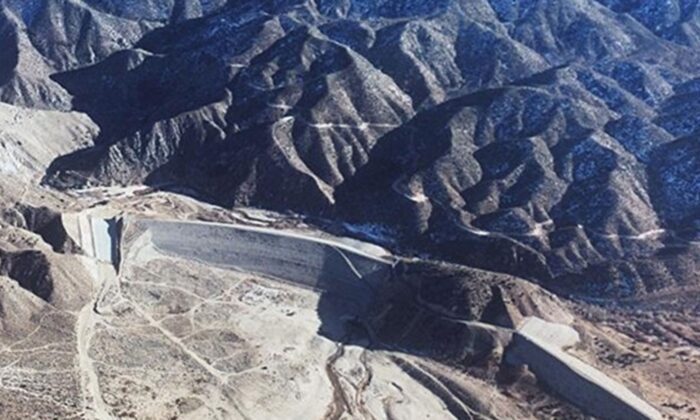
[4,0,700,298]
[0,0,228,108]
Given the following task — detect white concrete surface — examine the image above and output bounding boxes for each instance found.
[508,317,662,420]
[90,218,114,263]
[518,317,580,350]
[64,212,120,266]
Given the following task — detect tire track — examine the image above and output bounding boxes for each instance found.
[355,349,375,420]
[324,342,352,420]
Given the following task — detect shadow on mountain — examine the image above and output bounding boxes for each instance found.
[50,48,230,144]
[0,14,19,88]
[314,254,518,370]
[309,254,599,418]
[333,87,555,284]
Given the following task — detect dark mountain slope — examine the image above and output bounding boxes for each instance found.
[0,0,698,298]
[0,0,228,108]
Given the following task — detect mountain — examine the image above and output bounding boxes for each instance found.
[0,0,228,108]
[15,0,697,300]
[2,1,700,419]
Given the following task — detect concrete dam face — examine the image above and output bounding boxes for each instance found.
[128,218,394,307]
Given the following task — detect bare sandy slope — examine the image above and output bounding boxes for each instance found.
[0,103,97,180]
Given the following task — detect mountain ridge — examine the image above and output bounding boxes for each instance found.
[3,0,700,298]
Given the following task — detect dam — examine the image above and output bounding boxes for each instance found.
[68,212,662,420]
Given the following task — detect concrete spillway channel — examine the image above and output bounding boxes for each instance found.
[507,318,662,420]
[66,213,122,269]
